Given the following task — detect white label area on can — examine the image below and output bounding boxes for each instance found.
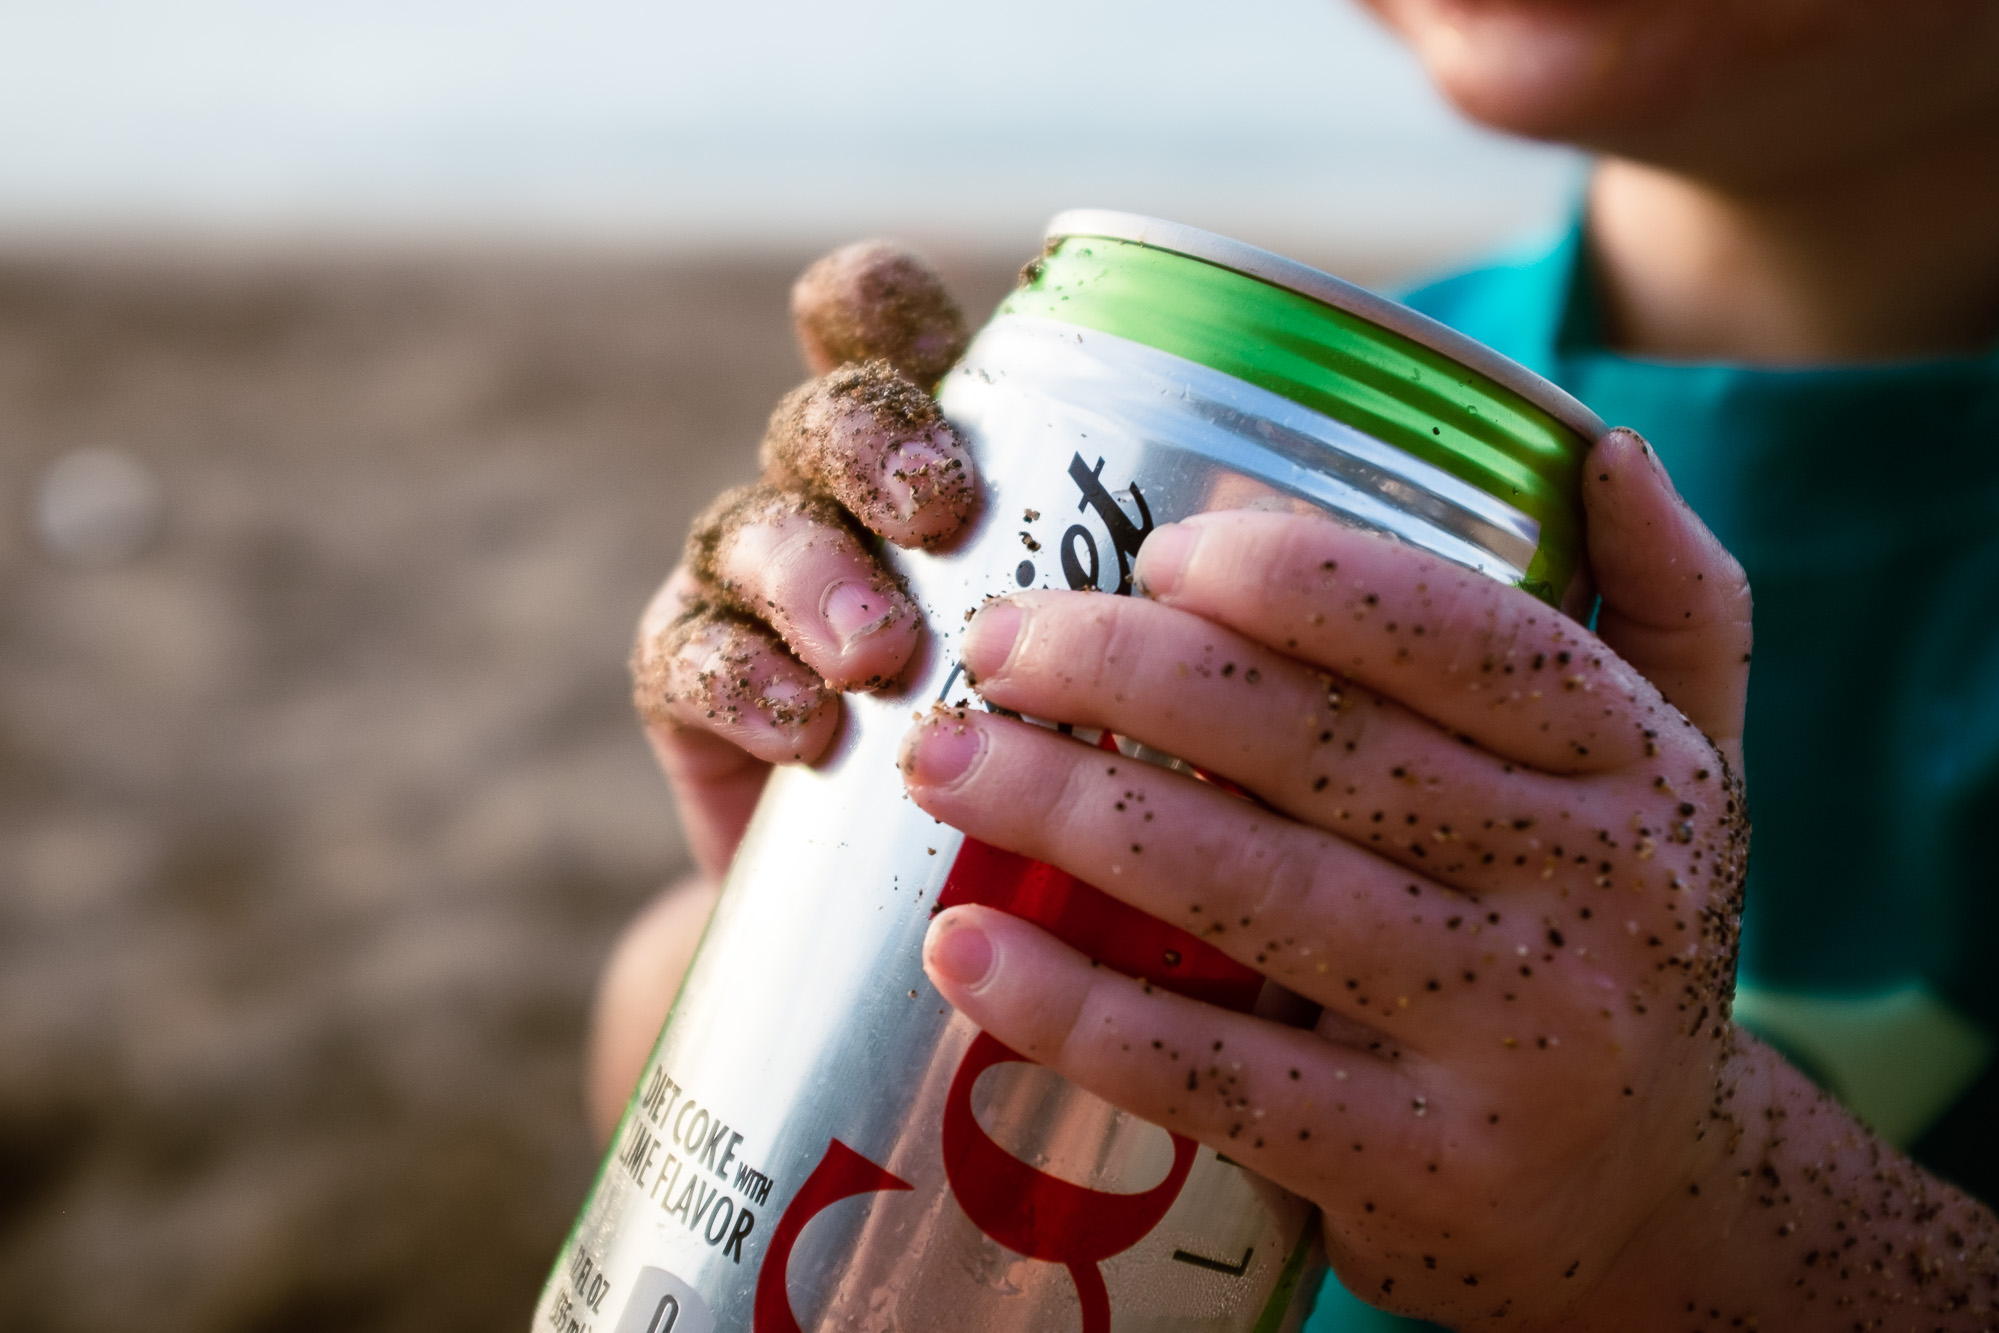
[612,1268,717,1333]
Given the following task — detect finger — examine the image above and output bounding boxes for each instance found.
[760,362,975,549]
[1582,429,1752,766]
[646,721,771,882]
[632,565,838,777]
[633,568,795,875]
[1133,509,1693,775]
[922,905,1435,1207]
[688,483,921,690]
[900,707,1625,1032]
[790,240,970,386]
[958,591,1618,892]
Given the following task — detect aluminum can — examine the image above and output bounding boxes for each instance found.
[535,211,1604,1333]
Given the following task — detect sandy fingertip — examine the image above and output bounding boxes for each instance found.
[762,362,975,547]
[926,909,997,989]
[897,705,987,788]
[791,241,969,385]
[633,601,837,760]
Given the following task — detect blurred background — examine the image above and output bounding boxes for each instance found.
[0,2,1577,1328]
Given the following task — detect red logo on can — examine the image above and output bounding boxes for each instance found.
[756,835,1261,1332]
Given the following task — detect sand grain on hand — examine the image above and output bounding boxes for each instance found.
[761,361,974,547]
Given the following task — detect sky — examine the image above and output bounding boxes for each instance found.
[0,0,1581,257]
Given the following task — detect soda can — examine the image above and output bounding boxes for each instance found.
[536,210,1604,1333]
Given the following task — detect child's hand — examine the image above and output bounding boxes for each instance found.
[629,242,974,878]
[596,244,974,1138]
[905,432,1761,1327]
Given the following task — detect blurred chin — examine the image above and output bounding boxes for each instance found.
[1362,0,1999,178]
[1359,0,1689,143]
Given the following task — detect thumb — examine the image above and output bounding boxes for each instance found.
[1582,428,1752,765]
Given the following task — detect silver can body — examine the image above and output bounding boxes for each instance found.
[535,304,1561,1333]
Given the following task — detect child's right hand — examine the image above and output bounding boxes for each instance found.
[597,242,981,1139]
[629,242,978,878]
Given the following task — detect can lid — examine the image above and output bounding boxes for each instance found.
[1016,209,1603,601]
[1044,209,1606,444]
[1047,210,1607,445]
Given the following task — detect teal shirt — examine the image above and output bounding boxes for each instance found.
[1306,225,1999,1331]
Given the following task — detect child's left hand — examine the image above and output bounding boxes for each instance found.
[903,430,1758,1328]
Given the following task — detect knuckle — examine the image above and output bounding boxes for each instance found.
[1423,577,1517,667]
[1238,830,1326,927]
[1716,553,1754,624]
[685,481,768,562]
[1040,745,1110,854]
[684,482,768,590]
[760,363,972,546]
[759,518,869,601]
[688,483,855,612]
[768,362,920,466]
[1088,603,1150,696]
[1261,516,1338,598]
[1024,598,1118,699]
[1285,669,1359,781]
[1298,681,1390,788]
[1049,973,1118,1072]
[1190,814,1318,929]
[1680,546,1752,635]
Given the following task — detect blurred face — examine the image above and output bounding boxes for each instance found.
[1358,0,1999,183]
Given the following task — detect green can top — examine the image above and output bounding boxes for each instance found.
[999,210,1605,604]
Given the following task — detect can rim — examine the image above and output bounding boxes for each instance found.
[1045,209,1608,445]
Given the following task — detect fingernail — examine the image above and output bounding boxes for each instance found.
[753,675,827,735]
[961,598,1023,683]
[822,579,894,645]
[1606,426,1686,501]
[883,439,950,512]
[928,914,995,987]
[1606,426,1660,473]
[899,711,985,786]
[1134,522,1196,597]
